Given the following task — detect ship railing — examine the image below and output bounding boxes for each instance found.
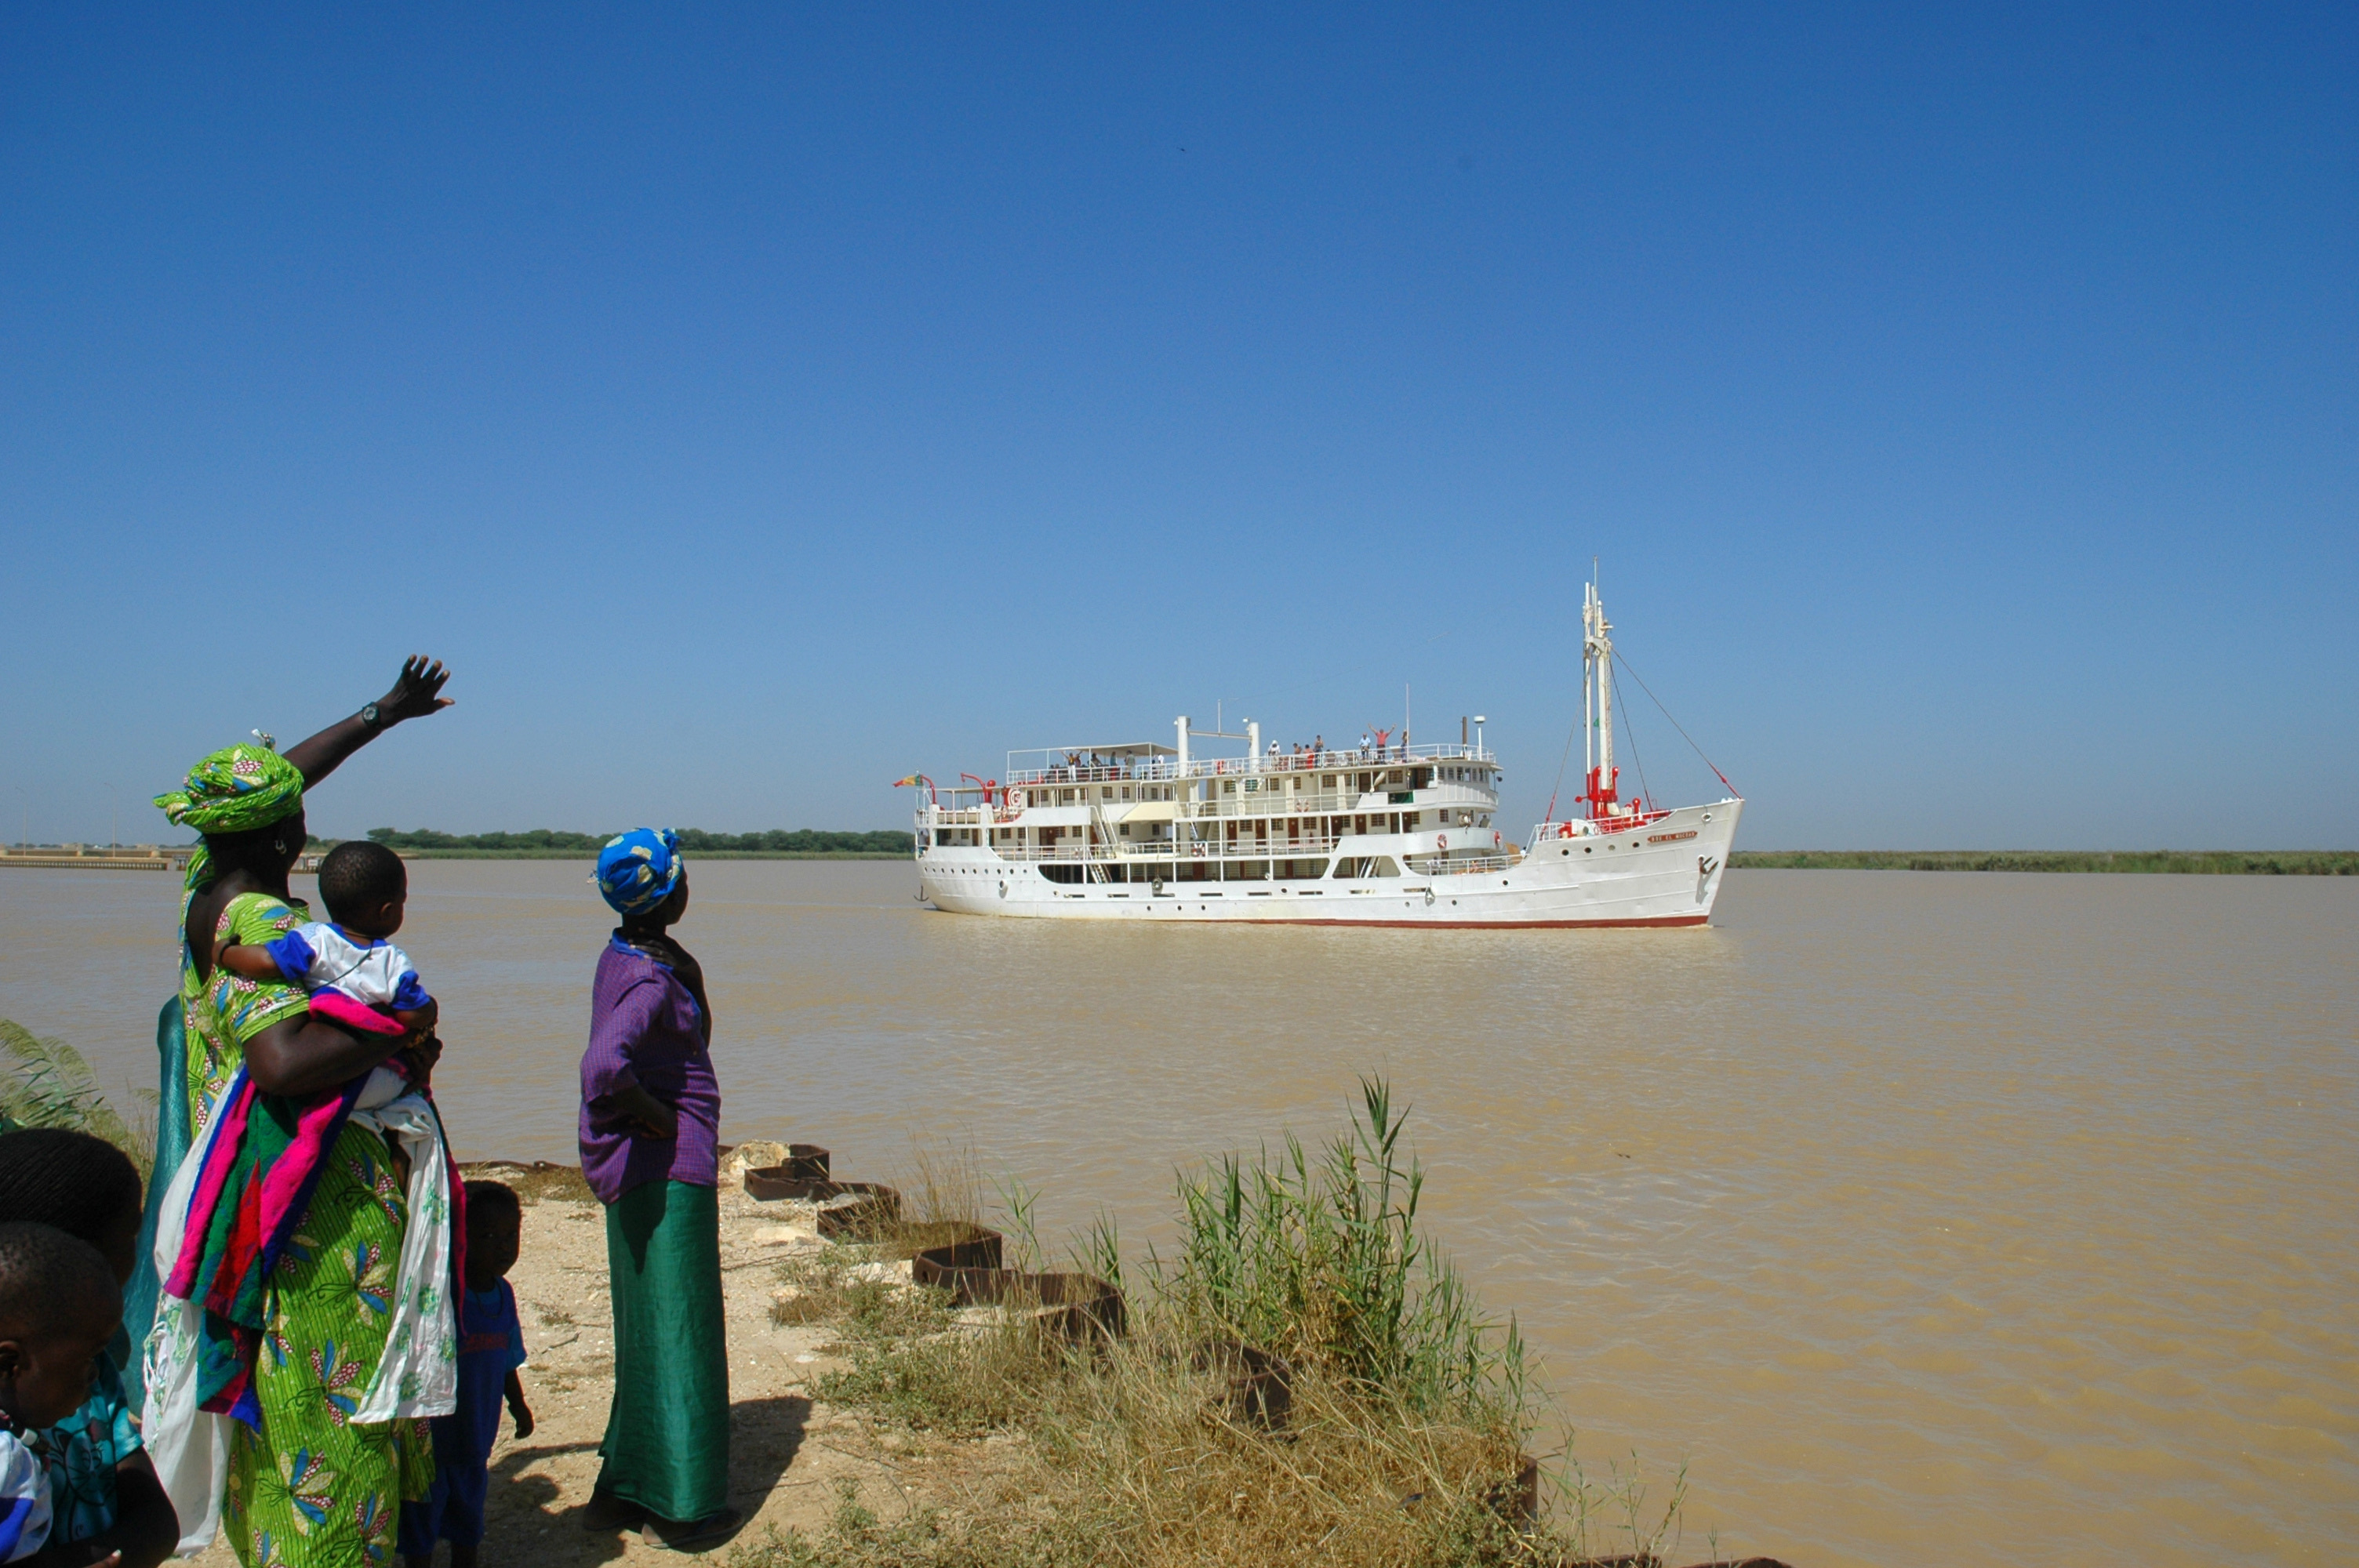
[1005,742,1492,789]
[1000,790,1496,820]
[1525,808,1673,848]
[1410,852,1519,877]
[987,834,1347,863]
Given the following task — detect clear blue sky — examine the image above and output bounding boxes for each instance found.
[3,5,2350,848]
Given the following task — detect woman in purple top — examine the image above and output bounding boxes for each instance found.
[576,829,738,1549]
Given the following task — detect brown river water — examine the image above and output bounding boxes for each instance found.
[3,861,2353,1566]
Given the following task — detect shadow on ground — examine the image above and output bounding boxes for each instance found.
[475,1396,812,1563]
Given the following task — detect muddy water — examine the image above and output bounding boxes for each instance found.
[3,862,2353,1566]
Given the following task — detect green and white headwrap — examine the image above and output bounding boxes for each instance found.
[155,742,306,888]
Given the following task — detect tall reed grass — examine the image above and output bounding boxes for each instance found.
[740,1079,1688,1567]
[1152,1076,1526,1421]
[0,1018,152,1176]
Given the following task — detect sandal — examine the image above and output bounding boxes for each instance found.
[643,1506,745,1551]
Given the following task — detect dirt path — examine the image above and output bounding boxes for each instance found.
[192,1164,942,1565]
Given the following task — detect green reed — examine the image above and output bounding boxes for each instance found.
[1151,1076,1528,1421]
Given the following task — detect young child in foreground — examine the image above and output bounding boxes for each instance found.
[0,1132,177,1568]
[0,1221,125,1566]
[398,1181,533,1568]
[215,840,438,1094]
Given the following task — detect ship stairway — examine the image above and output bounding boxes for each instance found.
[1086,801,1119,883]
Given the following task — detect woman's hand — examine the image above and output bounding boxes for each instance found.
[603,1084,679,1141]
[285,655,456,786]
[242,1014,405,1098]
[376,655,454,725]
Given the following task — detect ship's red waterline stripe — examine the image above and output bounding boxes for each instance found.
[991,913,1715,929]
[1276,915,1710,929]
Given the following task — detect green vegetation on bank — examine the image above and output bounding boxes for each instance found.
[363,827,914,858]
[745,1081,1688,1568]
[0,1019,152,1177]
[1728,848,2357,875]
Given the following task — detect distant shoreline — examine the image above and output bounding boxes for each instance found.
[1727,850,2355,875]
[387,848,911,861]
[7,847,2351,875]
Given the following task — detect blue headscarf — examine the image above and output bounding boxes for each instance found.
[596,828,684,916]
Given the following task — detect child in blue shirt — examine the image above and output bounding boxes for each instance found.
[398,1181,532,1568]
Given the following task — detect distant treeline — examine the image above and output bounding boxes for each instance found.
[1729,850,2357,876]
[364,827,914,858]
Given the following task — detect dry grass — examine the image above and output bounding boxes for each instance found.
[732,1080,1693,1568]
[739,1310,1564,1566]
[900,1136,985,1228]
[769,1247,957,1338]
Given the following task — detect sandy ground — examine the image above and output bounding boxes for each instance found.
[191,1160,956,1565]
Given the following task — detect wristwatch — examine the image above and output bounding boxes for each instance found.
[359,702,383,730]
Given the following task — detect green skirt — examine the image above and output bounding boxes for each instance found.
[598,1179,731,1523]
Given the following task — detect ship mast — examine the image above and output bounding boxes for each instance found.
[1582,570,1618,819]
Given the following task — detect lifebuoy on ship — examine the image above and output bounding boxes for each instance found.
[1437,833,1448,851]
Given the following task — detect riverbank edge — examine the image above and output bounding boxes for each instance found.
[442,1152,1661,1568]
[400,848,2357,870]
[1728,849,2355,874]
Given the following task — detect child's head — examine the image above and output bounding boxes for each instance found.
[0,1221,122,1428]
[463,1181,522,1291]
[0,1129,145,1286]
[319,840,409,938]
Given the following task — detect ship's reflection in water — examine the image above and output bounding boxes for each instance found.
[16,860,2355,1568]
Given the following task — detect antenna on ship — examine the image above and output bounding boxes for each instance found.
[1582,560,1617,822]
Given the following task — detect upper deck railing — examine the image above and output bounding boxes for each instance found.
[1003,742,1493,790]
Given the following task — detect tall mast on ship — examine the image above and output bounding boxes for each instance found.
[1582,567,1617,818]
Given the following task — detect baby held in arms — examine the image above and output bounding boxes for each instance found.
[215,840,437,1103]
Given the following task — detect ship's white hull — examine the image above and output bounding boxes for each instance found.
[916,799,1741,927]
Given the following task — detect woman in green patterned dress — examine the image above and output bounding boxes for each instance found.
[156,657,454,1567]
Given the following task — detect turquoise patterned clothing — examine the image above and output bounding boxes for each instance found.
[28,1344,140,1544]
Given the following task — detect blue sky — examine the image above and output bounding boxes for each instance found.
[3,4,2350,848]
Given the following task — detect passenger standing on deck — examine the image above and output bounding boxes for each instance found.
[577,829,737,1551]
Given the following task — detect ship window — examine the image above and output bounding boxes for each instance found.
[1244,779,1259,792]
[1322,775,1336,788]
[1371,856,1401,877]
[1223,781,1236,795]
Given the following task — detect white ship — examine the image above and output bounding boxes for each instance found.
[904,580,1743,926]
